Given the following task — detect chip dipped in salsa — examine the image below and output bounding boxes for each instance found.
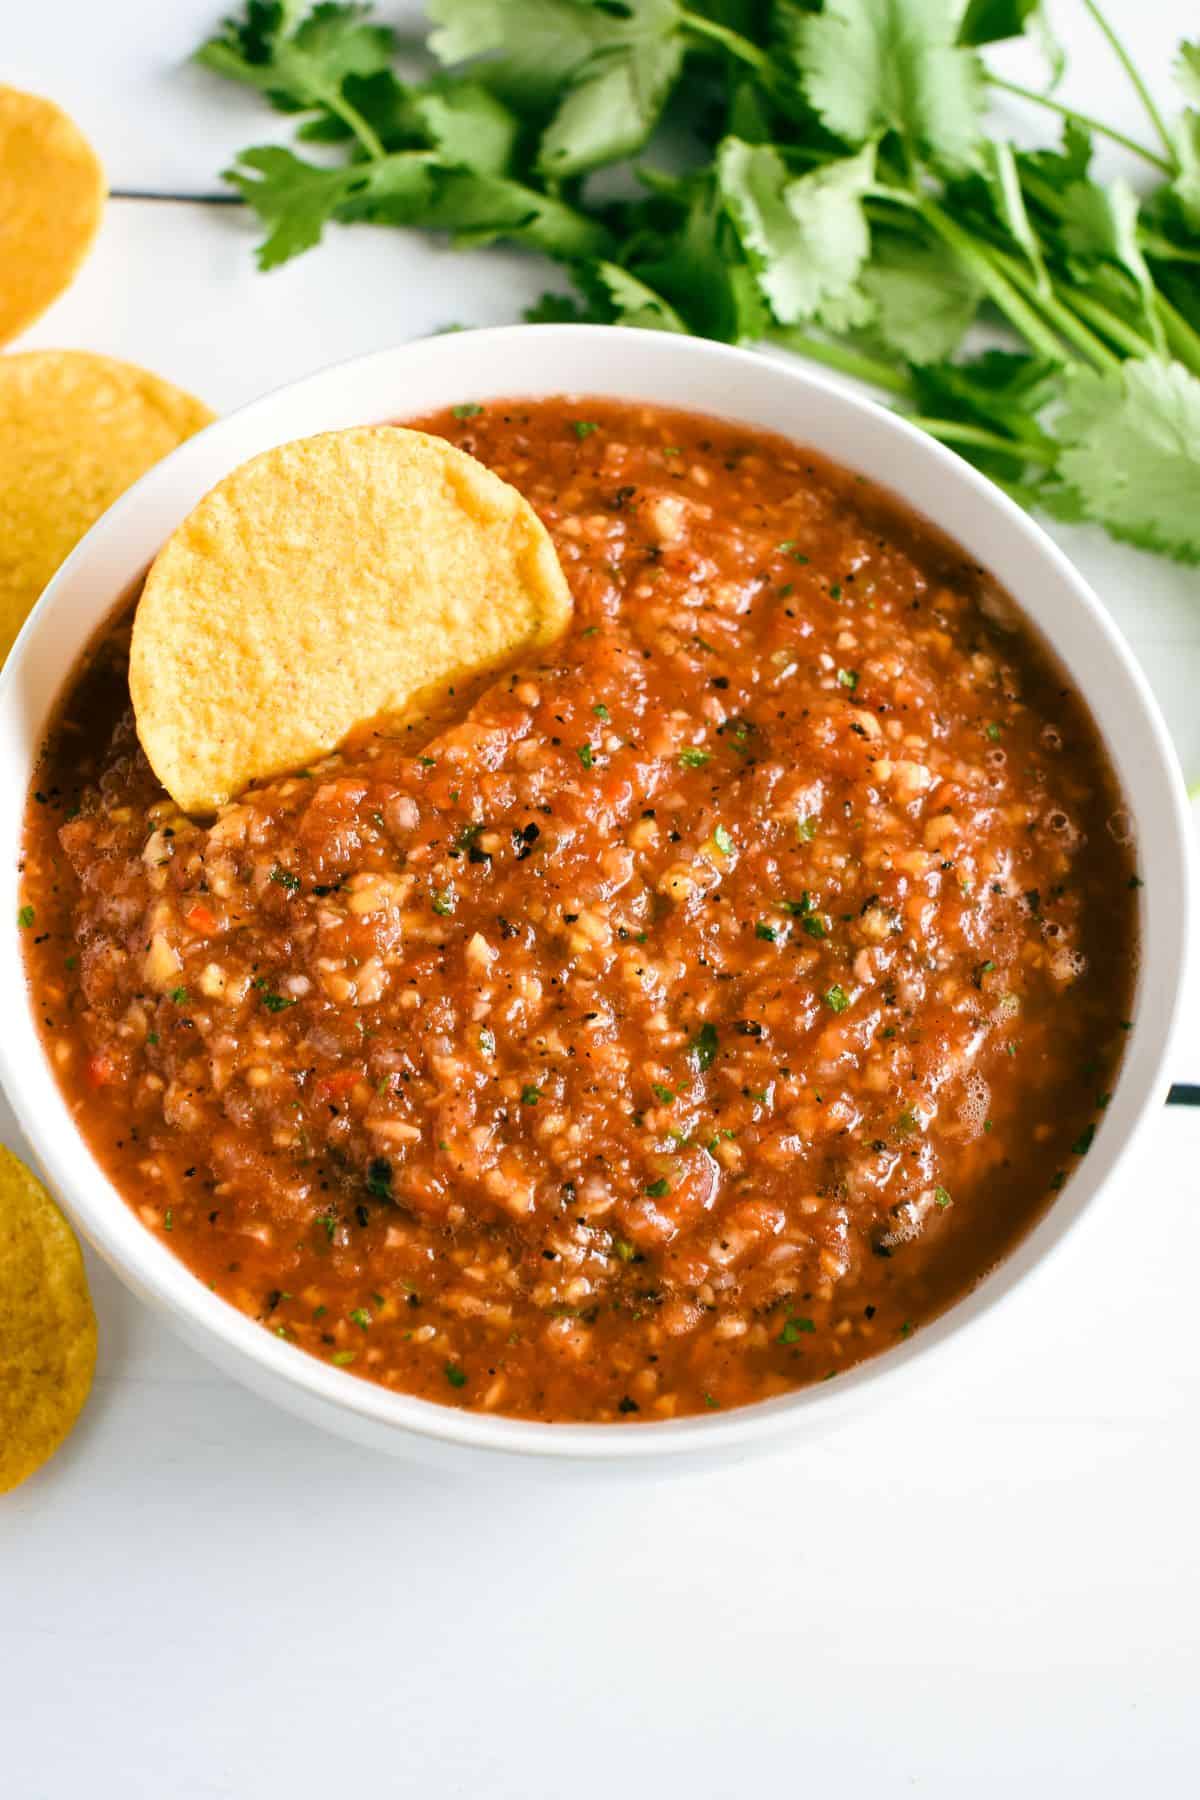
[18,398,1137,1422]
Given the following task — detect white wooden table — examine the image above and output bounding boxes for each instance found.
[4,6,1199,1795]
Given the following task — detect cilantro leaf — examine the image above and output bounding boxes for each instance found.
[861,230,981,361]
[226,146,365,268]
[957,0,1041,44]
[718,139,875,330]
[408,80,520,176]
[428,0,627,115]
[413,168,611,258]
[1053,360,1200,563]
[798,0,984,171]
[586,261,689,332]
[196,2,395,127]
[524,288,593,323]
[1174,41,1200,105]
[538,2,685,177]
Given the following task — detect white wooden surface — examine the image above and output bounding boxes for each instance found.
[4,6,1200,1795]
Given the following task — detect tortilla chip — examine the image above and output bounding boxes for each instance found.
[0,1145,97,1494]
[0,86,105,346]
[130,426,574,813]
[0,350,214,665]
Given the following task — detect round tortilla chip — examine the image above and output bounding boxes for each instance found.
[0,350,214,665]
[0,1145,97,1494]
[130,425,574,814]
[0,86,105,346]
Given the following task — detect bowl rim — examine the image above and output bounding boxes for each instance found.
[0,322,1190,1462]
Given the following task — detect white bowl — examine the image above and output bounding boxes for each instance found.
[0,326,1190,1473]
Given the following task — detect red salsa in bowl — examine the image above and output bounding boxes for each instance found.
[19,398,1136,1422]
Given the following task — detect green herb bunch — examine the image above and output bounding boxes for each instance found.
[198,1,1200,562]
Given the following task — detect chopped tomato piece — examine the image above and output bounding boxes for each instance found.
[184,902,217,933]
[85,1053,114,1088]
[313,1069,363,1103]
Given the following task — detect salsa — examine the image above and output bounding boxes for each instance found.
[19,398,1137,1422]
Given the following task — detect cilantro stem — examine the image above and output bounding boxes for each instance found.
[907,418,1058,467]
[989,250,1121,370]
[1156,293,1200,377]
[985,76,1173,175]
[770,330,908,394]
[1065,288,1159,359]
[679,11,769,74]
[1081,0,1177,169]
[325,91,386,162]
[916,199,1064,362]
[1142,230,1200,266]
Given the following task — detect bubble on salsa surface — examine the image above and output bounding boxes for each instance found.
[0,1144,97,1494]
[0,86,104,346]
[129,424,574,814]
[0,350,214,665]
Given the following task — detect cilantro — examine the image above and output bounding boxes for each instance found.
[270,864,301,891]
[1052,361,1200,563]
[169,986,189,1005]
[794,0,984,172]
[332,1350,357,1366]
[645,1177,671,1197]
[452,401,484,418]
[778,1314,815,1344]
[613,1237,637,1262]
[164,1209,173,1233]
[16,905,33,929]
[802,914,829,940]
[577,742,595,769]
[431,888,455,915]
[934,1185,952,1209]
[712,823,734,856]
[444,1362,467,1388]
[678,747,711,768]
[593,702,610,719]
[860,230,982,363]
[1072,1122,1096,1156]
[837,668,859,691]
[198,2,1200,572]
[796,817,817,843]
[824,984,850,1013]
[252,977,295,1012]
[688,1022,719,1071]
[651,1083,676,1104]
[521,1083,541,1105]
[756,922,777,941]
[717,138,875,330]
[349,1307,372,1330]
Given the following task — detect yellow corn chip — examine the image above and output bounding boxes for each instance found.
[0,350,214,665]
[0,1145,97,1494]
[0,86,104,346]
[130,426,573,813]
